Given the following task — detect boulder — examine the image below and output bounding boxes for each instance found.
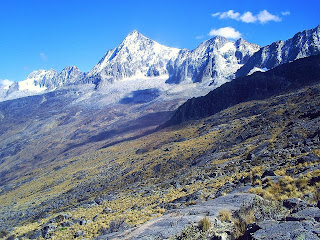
[249,220,319,240]
[283,198,307,211]
[41,224,57,238]
[261,169,276,178]
[290,207,320,221]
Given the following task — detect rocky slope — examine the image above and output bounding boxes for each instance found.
[1,70,319,239]
[164,54,320,127]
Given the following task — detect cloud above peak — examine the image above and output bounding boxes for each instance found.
[208,27,241,39]
[258,10,281,23]
[240,12,257,23]
[219,10,240,20]
[212,9,283,24]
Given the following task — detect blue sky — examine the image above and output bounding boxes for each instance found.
[0,0,319,83]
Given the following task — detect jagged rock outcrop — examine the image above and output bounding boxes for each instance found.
[53,66,86,87]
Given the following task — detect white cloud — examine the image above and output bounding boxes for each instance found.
[240,11,257,23]
[0,79,14,90]
[212,9,283,24]
[196,35,204,39]
[211,12,221,17]
[208,27,241,39]
[40,52,48,61]
[257,10,281,23]
[281,11,291,16]
[220,10,240,20]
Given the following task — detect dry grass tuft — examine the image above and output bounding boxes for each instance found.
[218,209,231,222]
[232,209,255,239]
[198,216,211,232]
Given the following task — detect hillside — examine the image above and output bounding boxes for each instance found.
[0,57,320,239]
[0,26,320,240]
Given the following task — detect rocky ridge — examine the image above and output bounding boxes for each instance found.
[166,36,260,85]
[164,54,320,127]
[236,24,320,77]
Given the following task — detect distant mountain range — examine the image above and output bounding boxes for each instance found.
[1,25,320,102]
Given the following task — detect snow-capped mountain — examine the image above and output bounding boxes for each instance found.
[2,67,86,101]
[19,69,59,91]
[86,30,181,86]
[236,25,320,77]
[87,31,260,87]
[166,36,260,85]
[54,66,86,87]
[1,25,320,103]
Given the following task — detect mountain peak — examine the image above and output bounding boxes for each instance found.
[128,29,140,36]
[123,30,146,42]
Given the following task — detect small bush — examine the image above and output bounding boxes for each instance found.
[0,230,8,238]
[232,210,255,239]
[219,209,231,222]
[311,189,320,203]
[173,225,207,240]
[99,218,128,235]
[198,216,210,231]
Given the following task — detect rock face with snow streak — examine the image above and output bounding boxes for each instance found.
[166,36,260,85]
[86,30,181,86]
[236,25,320,77]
